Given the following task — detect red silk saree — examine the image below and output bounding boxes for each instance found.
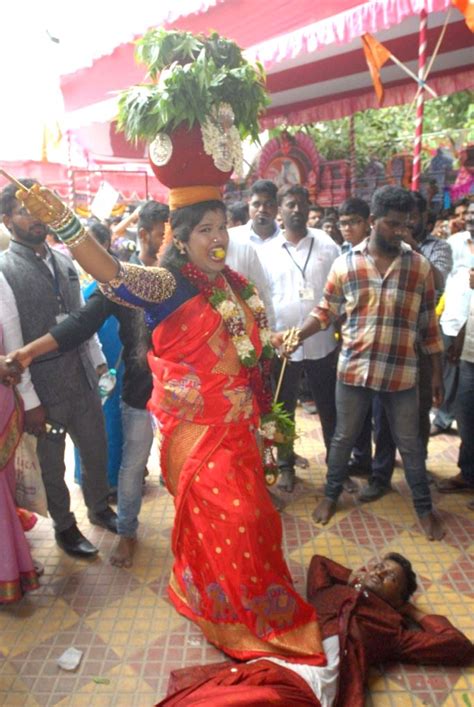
[148,292,325,664]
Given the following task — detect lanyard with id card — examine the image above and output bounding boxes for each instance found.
[283,237,315,301]
[299,284,315,301]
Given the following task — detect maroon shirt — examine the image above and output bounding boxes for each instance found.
[307,555,473,707]
[161,555,472,707]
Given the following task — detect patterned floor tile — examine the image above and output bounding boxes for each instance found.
[84,588,186,659]
[9,625,122,706]
[382,662,465,705]
[367,672,427,706]
[429,508,474,550]
[416,585,474,642]
[50,563,143,617]
[1,411,471,706]
[55,665,157,707]
[439,553,474,599]
[289,530,374,569]
[0,598,81,658]
[379,530,463,583]
[328,507,404,550]
[127,622,226,694]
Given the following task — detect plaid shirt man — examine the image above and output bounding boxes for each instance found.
[312,239,443,392]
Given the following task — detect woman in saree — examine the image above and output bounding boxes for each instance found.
[0,322,40,603]
[11,184,325,666]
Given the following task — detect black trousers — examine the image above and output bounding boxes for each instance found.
[272,348,338,469]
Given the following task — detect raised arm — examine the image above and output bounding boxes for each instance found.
[16,184,177,309]
[17,184,119,282]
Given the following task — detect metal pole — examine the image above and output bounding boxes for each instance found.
[411,9,428,191]
[349,114,357,196]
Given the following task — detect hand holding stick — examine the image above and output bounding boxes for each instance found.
[273,327,301,403]
[0,169,66,223]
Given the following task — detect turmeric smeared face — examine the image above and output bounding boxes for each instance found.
[184,209,229,279]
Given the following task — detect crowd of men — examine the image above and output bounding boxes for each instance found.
[0,180,473,560]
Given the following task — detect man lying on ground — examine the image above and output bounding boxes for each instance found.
[157,553,472,706]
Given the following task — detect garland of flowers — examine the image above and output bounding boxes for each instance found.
[181,263,273,368]
[181,262,296,484]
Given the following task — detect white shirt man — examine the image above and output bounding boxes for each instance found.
[261,184,340,491]
[228,180,281,255]
[432,213,474,434]
[440,228,473,337]
[226,234,275,329]
[262,229,339,361]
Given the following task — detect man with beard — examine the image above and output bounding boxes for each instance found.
[228,179,280,251]
[263,184,340,491]
[359,191,453,503]
[275,186,444,540]
[0,179,117,557]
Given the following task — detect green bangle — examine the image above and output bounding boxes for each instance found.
[54,214,82,242]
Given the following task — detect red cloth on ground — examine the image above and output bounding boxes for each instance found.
[156,660,321,706]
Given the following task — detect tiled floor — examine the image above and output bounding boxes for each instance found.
[1,410,473,706]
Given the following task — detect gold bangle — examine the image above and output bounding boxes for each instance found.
[65,228,90,249]
[51,209,73,230]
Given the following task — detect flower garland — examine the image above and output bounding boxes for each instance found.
[180,262,296,483]
[181,263,273,370]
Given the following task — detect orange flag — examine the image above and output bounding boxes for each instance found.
[452,0,474,32]
[361,33,392,106]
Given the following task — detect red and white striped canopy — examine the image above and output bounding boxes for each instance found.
[59,0,473,165]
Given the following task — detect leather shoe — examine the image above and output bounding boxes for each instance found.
[88,506,118,534]
[358,481,390,503]
[429,423,446,436]
[55,524,98,557]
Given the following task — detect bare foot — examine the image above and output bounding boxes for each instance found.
[343,477,358,494]
[312,498,337,525]
[294,454,309,469]
[110,537,137,568]
[277,469,296,492]
[419,512,444,541]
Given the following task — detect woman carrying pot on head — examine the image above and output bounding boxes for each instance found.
[10,182,326,666]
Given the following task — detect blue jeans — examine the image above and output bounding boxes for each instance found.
[455,360,474,486]
[360,352,433,485]
[117,402,154,537]
[325,383,432,517]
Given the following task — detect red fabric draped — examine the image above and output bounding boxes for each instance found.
[147,293,325,664]
[157,660,321,706]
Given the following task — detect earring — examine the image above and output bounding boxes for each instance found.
[173,239,186,255]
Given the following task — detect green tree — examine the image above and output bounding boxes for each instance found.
[269,90,473,174]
